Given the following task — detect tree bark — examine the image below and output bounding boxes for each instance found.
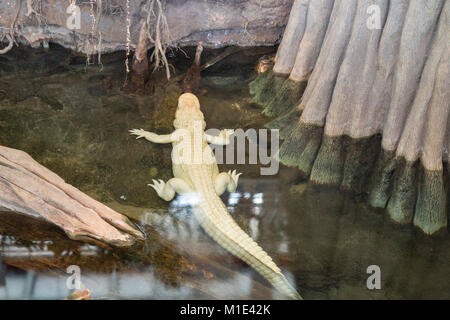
[273,0,309,75]
[261,0,333,117]
[251,0,449,235]
[382,0,445,152]
[289,0,334,82]
[299,0,358,126]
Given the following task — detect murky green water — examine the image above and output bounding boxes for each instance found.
[0,45,448,300]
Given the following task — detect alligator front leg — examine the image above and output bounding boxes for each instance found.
[129,128,176,144]
[206,129,234,145]
[215,170,242,195]
[149,178,192,201]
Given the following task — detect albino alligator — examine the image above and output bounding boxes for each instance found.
[130,93,301,300]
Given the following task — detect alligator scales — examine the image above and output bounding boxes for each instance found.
[130,93,301,299]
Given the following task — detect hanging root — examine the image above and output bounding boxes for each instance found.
[144,0,172,79]
[25,0,38,17]
[95,0,103,66]
[25,0,44,26]
[309,135,345,185]
[85,0,103,66]
[4,0,22,49]
[0,34,13,54]
[8,0,48,50]
[413,169,447,235]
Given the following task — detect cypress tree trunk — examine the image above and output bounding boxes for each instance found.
[251,0,449,235]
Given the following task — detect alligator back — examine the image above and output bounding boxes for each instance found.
[193,191,302,300]
[172,131,301,299]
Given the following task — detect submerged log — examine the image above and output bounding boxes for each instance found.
[0,146,144,246]
[251,0,449,235]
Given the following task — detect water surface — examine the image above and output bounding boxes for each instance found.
[0,45,448,299]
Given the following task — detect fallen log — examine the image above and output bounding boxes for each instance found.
[0,145,144,246]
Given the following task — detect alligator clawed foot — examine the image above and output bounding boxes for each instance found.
[148,179,166,197]
[229,169,242,184]
[129,128,147,139]
[227,170,242,192]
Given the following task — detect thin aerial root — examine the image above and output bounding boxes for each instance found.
[145,0,172,80]
[0,34,13,54]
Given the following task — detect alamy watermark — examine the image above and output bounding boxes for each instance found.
[366,265,381,290]
[66,3,81,30]
[66,265,81,290]
[205,127,279,176]
[367,4,382,30]
[147,121,280,175]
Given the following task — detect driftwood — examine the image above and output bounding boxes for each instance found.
[0,146,144,246]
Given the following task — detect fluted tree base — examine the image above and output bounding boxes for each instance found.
[250,0,449,236]
[262,79,306,117]
[273,118,448,235]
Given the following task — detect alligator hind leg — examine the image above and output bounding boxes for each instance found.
[215,170,242,195]
[148,178,192,201]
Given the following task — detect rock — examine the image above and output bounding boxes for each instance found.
[65,289,91,300]
[0,0,293,54]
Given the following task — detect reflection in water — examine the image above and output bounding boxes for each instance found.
[2,174,449,299]
[0,179,297,300]
[0,45,448,300]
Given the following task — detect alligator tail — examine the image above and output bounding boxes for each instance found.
[194,195,302,300]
